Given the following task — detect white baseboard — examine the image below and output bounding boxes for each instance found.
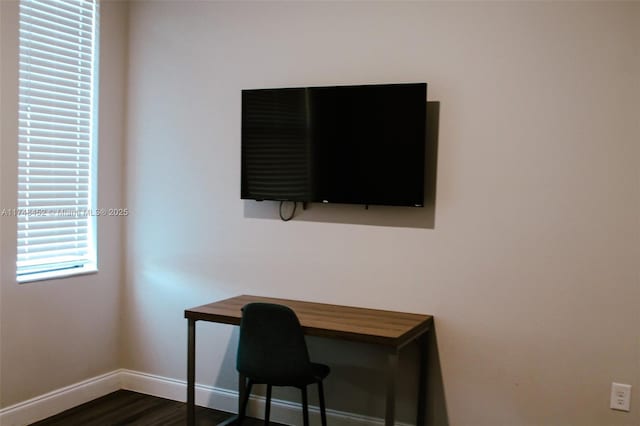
[0,369,410,426]
[121,369,410,426]
[0,370,121,426]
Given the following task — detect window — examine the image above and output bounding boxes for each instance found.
[17,0,99,281]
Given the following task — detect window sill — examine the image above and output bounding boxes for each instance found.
[17,265,98,284]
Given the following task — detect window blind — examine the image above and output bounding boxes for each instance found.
[17,0,99,278]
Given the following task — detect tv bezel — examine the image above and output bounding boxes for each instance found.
[241,82,427,207]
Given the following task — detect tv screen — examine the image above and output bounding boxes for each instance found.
[241,83,427,207]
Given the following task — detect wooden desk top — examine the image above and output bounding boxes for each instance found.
[185,295,432,348]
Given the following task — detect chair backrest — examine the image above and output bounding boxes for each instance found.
[237,302,313,386]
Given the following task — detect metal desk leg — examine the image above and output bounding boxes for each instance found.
[187,318,196,426]
[416,331,429,426]
[385,350,399,426]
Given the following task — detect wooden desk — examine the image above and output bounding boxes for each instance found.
[185,295,433,426]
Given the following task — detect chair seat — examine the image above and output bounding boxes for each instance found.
[311,362,330,381]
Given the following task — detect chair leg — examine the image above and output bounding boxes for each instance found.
[238,379,253,424]
[317,381,327,426]
[301,386,310,426]
[264,384,272,425]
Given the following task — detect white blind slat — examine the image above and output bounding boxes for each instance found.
[19,228,89,238]
[18,150,90,155]
[20,17,94,40]
[19,63,92,83]
[20,58,93,77]
[19,173,90,179]
[20,94,91,110]
[19,187,90,193]
[21,45,92,66]
[19,219,90,228]
[19,152,91,160]
[18,257,90,270]
[18,0,98,278]
[18,234,89,245]
[20,77,92,93]
[22,104,91,117]
[21,20,95,44]
[21,128,89,138]
[18,203,92,211]
[19,37,93,61]
[19,120,91,132]
[30,0,95,20]
[22,5,94,30]
[21,31,93,54]
[20,112,91,124]
[18,248,90,260]
[19,133,90,143]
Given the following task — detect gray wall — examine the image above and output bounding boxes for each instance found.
[1,1,638,425]
[123,2,639,425]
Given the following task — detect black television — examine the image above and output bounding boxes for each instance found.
[241,83,427,207]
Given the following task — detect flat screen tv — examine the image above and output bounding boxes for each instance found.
[241,83,427,207]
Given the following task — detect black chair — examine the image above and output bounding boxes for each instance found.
[236,302,330,426]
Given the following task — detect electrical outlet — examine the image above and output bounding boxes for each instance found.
[610,383,631,412]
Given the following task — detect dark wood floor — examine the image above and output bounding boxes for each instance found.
[31,390,282,426]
